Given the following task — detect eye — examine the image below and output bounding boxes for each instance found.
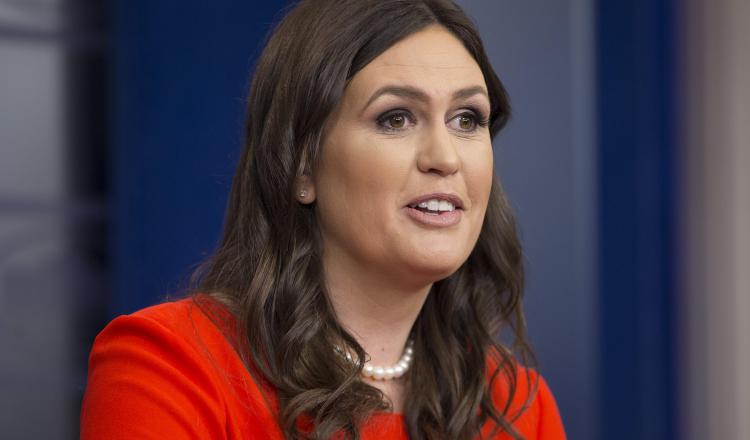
[457,114,476,130]
[448,112,477,132]
[447,109,489,132]
[376,110,415,131]
[388,114,407,129]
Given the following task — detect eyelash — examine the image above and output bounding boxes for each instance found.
[375,107,490,133]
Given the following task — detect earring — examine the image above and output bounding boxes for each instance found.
[298,189,307,199]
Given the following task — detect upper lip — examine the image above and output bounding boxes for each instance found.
[406,192,464,209]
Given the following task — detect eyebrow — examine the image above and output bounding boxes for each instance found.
[363,85,489,110]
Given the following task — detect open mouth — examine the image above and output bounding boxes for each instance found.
[408,199,460,215]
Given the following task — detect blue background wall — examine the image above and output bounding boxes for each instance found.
[111,1,290,313]
[459,1,599,438]
[595,1,676,438]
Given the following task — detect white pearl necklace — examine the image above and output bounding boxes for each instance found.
[336,338,415,381]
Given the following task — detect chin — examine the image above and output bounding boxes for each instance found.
[400,252,467,284]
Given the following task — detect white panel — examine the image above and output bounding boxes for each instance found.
[0,215,73,438]
[0,0,64,32]
[0,4,72,437]
[680,0,750,438]
[0,41,67,199]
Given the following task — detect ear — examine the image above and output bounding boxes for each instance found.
[295,174,316,204]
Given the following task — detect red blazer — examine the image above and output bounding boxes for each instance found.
[80,296,566,439]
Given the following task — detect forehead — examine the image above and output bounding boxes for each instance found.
[347,25,487,101]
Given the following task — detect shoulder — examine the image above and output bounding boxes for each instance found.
[485,360,567,439]
[116,294,226,336]
[81,294,279,439]
[88,295,235,369]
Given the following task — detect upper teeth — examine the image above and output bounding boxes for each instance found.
[413,199,456,212]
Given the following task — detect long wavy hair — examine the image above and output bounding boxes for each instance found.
[192,0,536,438]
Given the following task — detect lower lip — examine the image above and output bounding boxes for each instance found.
[404,207,462,227]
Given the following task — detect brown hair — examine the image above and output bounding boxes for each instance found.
[193,0,535,438]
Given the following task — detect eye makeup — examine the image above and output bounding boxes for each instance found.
[375,109,417,132]
[374,105,489,134]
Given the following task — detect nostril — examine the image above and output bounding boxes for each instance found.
[425,166,458,177]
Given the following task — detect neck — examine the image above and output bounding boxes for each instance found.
[324,261,431,368]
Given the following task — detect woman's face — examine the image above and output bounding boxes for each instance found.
[308,25,494,287]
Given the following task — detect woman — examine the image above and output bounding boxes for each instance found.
[81,0,566,438]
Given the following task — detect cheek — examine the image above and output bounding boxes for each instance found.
[322,136,407,202]
[315,135,407,234]
[464,145,494,209]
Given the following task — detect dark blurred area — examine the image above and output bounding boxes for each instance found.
[1,0,748,439]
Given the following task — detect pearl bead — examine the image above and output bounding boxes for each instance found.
[384,367,395,379]
[373,367,385,380]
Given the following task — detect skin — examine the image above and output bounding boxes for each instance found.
[298,25,494,412]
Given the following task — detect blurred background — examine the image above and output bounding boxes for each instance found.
[0,0,747,438]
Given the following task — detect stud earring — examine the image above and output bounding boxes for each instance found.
[298,189,307,199]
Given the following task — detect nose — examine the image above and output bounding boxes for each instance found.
[416,125,460,176]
